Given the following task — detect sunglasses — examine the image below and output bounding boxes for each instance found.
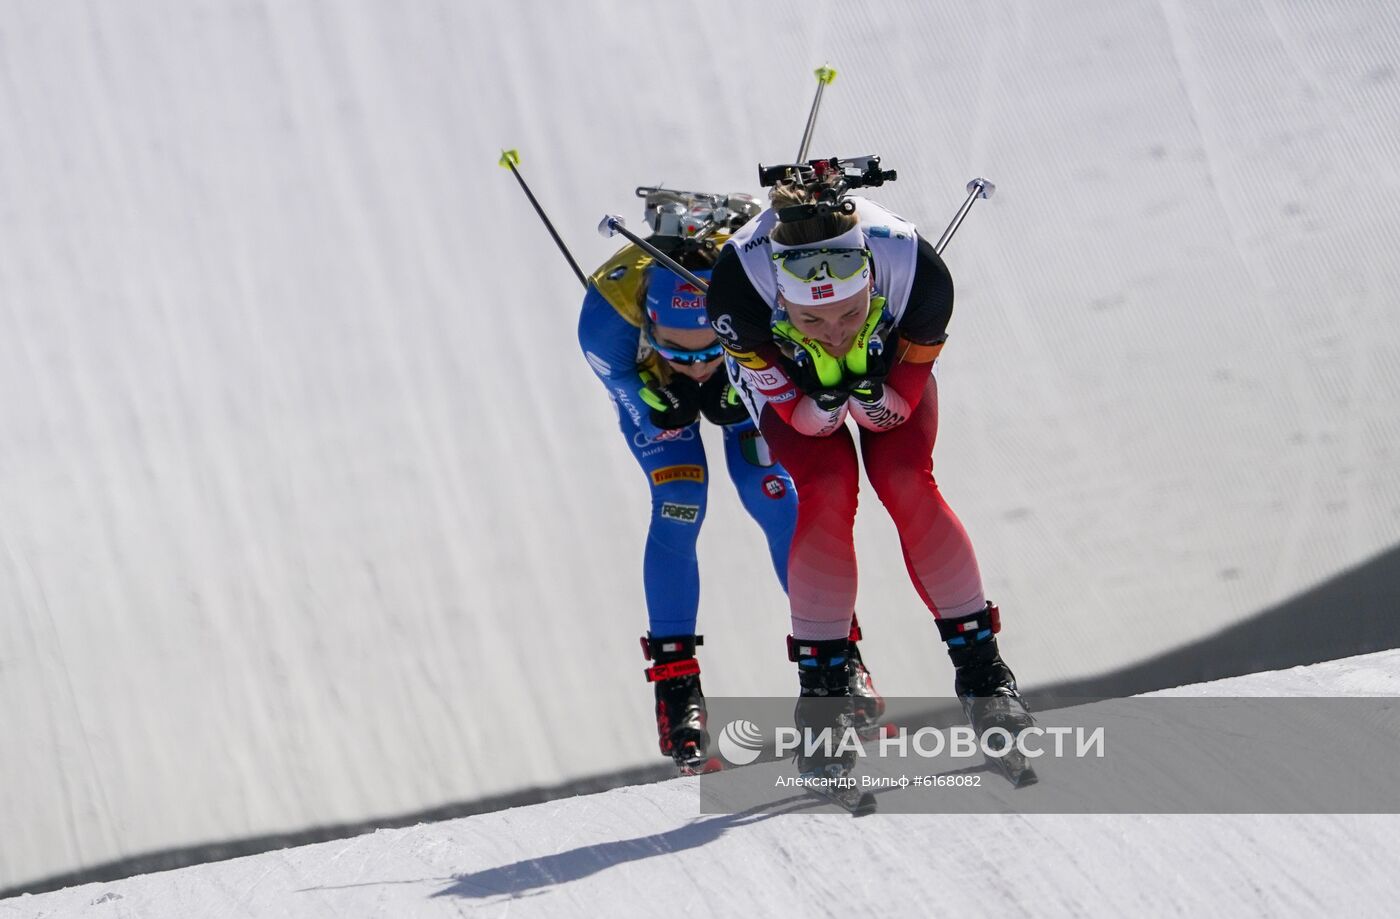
[772,246,870,282]
[647,328,725,365]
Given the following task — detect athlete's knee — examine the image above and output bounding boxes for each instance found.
[649,481,708,532]
[803,464,858,508]
[866,460,937,506]
[737,468,794,514]
[790,454,858,497]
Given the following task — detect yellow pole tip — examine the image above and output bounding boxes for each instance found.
[498,149,520,168]
[815,66,837,84]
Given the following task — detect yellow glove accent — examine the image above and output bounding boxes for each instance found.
[842,296,887,375]
[773,320,843,387]
[638,370,667,412]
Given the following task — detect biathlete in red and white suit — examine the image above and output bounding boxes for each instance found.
[704,179,1032,776]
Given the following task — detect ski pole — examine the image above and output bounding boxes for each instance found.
[597,215,710,292]
[585,67,839,292]
[795,67,837,163]
[932,178,996,256]
[499,149,589,289]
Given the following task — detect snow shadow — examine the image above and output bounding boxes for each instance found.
[431,803,799,902]
[1029,542,1400,707]
[0,764,675,899]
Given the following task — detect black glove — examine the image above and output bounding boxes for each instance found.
[844,362,889,404]
[699,375,750,426]
[640,374,702,430]
[782,356,850,412]
[841,339,895,404]
[782,352,835,395]
[807,387,851,411]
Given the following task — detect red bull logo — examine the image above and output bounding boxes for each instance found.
[671,282,706,310]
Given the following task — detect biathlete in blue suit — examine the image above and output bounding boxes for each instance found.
[577,189,882,771]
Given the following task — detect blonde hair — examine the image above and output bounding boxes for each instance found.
[769,181,859,246]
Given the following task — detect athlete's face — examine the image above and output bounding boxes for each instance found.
[653,325,724,382]
[780,282,873,356]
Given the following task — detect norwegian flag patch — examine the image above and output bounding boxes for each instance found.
[811,283,835,300]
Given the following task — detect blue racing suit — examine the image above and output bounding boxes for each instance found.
[577,252,796,638]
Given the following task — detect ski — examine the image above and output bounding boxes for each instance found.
[963,696,1040,789]
[852,719,899,742]
[795,760,878,817]
[986,750,1039,788]
[677,755,723,776]
[804,781,877,817]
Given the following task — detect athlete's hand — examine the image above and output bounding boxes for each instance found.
[773,320,842,393]
[841,297,894,403]
[842,351,890,404]
[699,375,750,426]
[640,373,702,430]
[807,387,851,411]
[785,355,856,412]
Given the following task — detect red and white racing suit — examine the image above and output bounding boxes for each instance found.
[707,198,988,641]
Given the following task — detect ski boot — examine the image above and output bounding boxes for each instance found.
[939,603,1038,787]
[788,636,857,780]
[642,633,715,774]
[847,615,886,739]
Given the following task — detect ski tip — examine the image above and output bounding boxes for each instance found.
[676,743,723,776]
[855,721,897,742]
[1011,768,1040,789]
[804,784,878,817]
[996,758,1039,789]
[498,149,520,168]
[814,65,837,85]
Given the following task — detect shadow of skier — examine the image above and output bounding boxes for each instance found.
[431,799,812,901]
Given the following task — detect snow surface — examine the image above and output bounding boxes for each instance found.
[3,0,1400,894]
[6,650,1400,918]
